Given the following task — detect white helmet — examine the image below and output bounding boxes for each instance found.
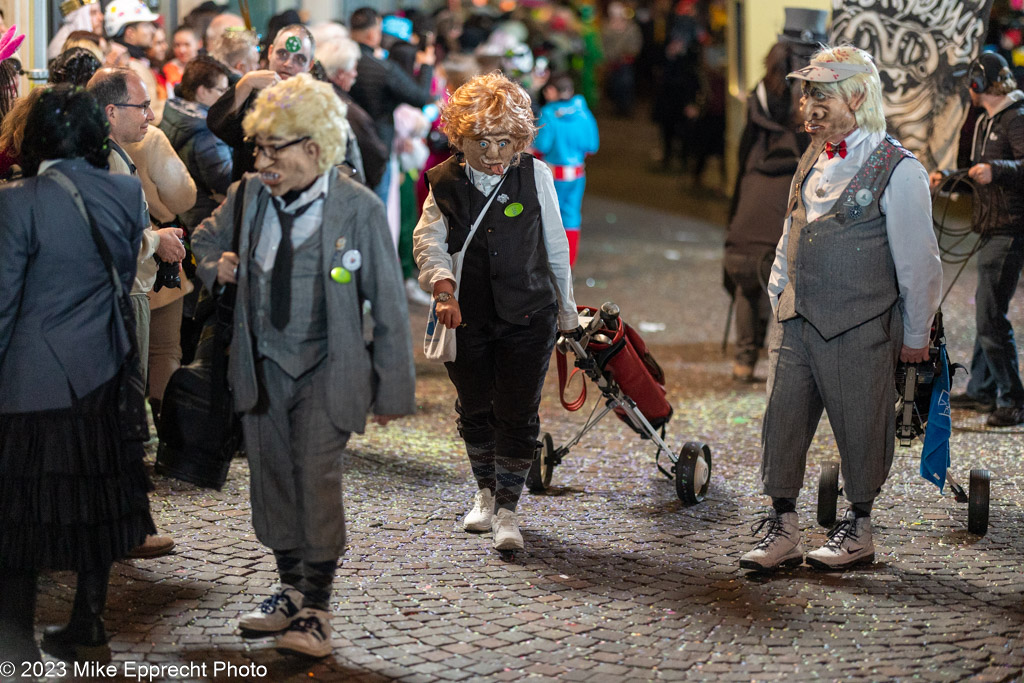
[104,0,159,39]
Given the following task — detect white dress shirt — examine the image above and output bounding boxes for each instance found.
[413,157,578,331]
[767,128,942,348]
[253,171,330,271]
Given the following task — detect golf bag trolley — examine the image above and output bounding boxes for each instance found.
[815,311,992,535]
[526,302,713,505]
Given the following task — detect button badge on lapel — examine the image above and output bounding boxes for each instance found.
[504,202,524,217]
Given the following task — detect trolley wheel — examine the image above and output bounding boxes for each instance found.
[817,462,841,528]
[527,432,555,493]
[675,441,711,505]
[968,469,991,536]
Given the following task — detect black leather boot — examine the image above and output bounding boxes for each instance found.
[41,566,111,663]
[0,569,41,667]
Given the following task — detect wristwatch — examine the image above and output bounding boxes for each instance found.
[434,291,453,303]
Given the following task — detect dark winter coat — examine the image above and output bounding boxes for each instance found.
[348,42,434,151]
[969,90,1024,236]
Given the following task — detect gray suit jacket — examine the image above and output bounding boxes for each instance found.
[0,160,147,413]
[191,168,416,433]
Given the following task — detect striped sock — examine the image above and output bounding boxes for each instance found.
[494,455,534,511]
[466,441,496,492]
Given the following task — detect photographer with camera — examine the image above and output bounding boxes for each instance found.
[88,67,195,560]
[929,51,1024,427]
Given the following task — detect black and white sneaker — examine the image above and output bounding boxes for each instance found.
[806,510,875,571]
[275,607,333,658]
[238,585,303,634]
[739,511,803,571]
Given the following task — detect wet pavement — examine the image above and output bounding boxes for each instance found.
[25,111,1024,682]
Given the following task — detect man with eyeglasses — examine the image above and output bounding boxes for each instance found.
[739,46,941,573]
[208,23,315,182]
[192,74,415,658]
[88,66,191,560]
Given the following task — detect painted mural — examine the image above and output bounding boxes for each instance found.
[831,0,995,171]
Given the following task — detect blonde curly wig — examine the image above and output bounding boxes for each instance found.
[806,45,887,134]
[441,71,537,161]
[243,73,349,174]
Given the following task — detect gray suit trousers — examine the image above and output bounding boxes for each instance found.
[762,306,902,502]
[242,358,350,562]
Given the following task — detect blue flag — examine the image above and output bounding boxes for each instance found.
[921,345,951,491]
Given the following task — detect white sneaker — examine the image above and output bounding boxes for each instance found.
[275,607,333,658]
[238,585,303,633]
[739,511,804,571]
[806,510,875,571]
[492,508,524,550]
[463,488,495,532]
[405,278,433,307]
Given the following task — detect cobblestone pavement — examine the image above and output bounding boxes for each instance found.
[26,114,1024,682]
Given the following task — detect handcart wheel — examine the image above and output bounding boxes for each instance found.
[967,469,991,536]
[675,441,712,505]
[527,432,555,493]
[817,462,841,528]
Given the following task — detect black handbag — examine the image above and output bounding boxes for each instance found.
[45,169,148,443]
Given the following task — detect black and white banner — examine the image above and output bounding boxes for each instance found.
[831,0,995,170]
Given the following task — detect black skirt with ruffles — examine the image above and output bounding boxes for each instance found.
[0,374,157,572]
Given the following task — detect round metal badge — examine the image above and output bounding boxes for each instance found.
[504,202,524,217]
[342,249,362,271]
[855,189,873,206]
[330,267,352,284]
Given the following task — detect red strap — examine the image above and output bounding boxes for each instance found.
[556,348,587,412]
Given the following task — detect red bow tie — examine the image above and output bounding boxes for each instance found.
[825,140,847,159]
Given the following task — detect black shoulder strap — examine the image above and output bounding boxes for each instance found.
[109,140,137,175]
[231,176,248,254]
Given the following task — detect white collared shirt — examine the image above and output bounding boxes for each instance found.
[253,171,331,271]
[767,128,942,348]
[413,157,578,331]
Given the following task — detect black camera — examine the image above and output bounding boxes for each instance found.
[153,256,181,292]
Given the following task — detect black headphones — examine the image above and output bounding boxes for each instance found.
[968,58,989,93]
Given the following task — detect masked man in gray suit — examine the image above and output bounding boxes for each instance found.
[192,74,415,657]
[740,46,942,572]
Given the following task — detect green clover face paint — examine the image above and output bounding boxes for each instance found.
[285,35,302,52]
[504,202,523,217]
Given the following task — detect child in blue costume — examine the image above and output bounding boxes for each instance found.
[533,73,599,266]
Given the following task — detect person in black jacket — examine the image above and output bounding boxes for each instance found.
[348,7,435,205]
[207,23,314,181]
[931,51,1024,427]
[723,10,822,382]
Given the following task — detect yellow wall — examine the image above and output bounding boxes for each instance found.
[724,0,832,192]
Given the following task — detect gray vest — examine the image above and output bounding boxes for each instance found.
[249,231,329,378]
[778,135,912,340]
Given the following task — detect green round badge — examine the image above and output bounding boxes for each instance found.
[285,35,302,52]
[504,202,524,217]
[330,267,352,284]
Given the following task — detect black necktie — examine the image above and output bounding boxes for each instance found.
[270,198,318,329]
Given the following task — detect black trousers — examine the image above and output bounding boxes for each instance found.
[445,304,558,459]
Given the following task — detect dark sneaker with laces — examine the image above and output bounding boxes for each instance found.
[275,607,333,658]
[238,585,303,634]
[739,511,803,571]
[949,392,996,413]
[987,405,1024,427]
[806,510,874,571]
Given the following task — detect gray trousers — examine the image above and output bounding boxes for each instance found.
[241,358,350,562]
[762,306,902,503]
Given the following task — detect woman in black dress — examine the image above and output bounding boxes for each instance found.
[0,85,155,665]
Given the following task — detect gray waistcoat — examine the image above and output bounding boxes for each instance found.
[778,135,913,340]
[249,233,328,378]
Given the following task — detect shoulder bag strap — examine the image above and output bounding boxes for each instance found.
[452,172,508,289]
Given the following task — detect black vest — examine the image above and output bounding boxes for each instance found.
[426,154,555,326]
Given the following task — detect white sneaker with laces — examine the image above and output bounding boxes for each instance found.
[806,510,875,571]
[275,607,334,658]
[238,585,303,633]
[463,488,495,532]
[739,510,804,571]
[492,508,524,550]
